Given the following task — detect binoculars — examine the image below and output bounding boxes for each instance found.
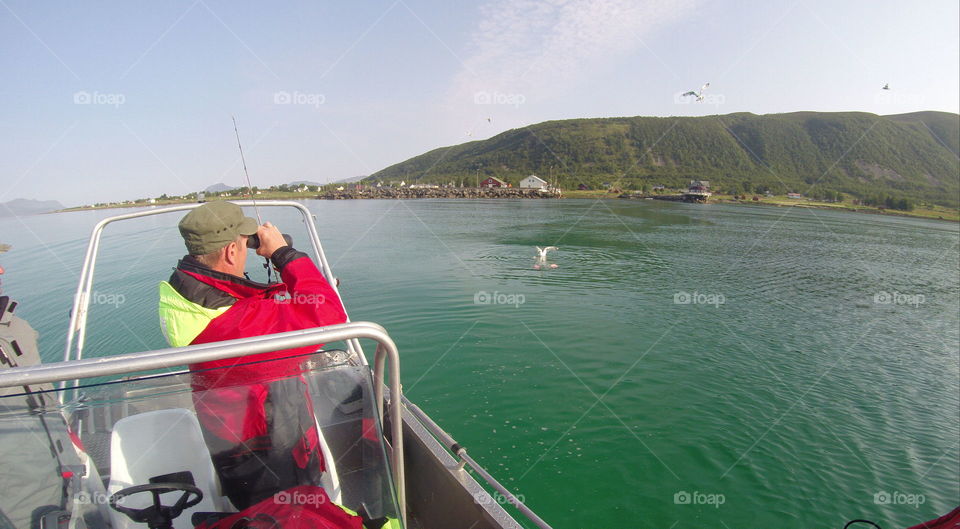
[246,233,293,250]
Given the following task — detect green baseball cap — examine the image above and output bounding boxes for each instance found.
[178,201,258,255]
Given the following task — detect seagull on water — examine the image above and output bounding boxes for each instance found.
[534,246,559,269]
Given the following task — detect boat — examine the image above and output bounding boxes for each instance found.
[0,201,552,529]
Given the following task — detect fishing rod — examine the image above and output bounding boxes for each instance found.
[232,116,262,225]
[231,116,281,283]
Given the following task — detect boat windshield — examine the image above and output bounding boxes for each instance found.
[0,349,401,529]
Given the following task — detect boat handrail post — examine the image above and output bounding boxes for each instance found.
[374,342,406,527]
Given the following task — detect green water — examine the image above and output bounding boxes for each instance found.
[2,199,958,527]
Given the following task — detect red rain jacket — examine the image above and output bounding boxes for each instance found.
[176,248,347,388]
[165,249,346,444]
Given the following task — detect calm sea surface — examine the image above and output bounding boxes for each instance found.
[2,199,958,528]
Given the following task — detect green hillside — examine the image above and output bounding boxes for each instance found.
[370,111,960,208]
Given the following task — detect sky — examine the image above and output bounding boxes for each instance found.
[1,0,958,207]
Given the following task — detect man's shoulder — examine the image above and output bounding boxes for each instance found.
[169,270,237,310]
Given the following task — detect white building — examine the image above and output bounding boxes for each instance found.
[519,175,549,189]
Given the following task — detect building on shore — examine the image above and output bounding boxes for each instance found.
[683,180,712,203]
[480,177,507,188]
[519,175,549,190]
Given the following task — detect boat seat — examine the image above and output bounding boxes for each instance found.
[107,408,229,529]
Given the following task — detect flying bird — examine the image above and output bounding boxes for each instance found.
[681,82,710,102]
[882,83,890,90]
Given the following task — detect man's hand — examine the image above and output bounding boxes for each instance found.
[255,222,288,258]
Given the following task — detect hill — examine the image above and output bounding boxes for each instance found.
[205,183,236,193]
[0,198,65,217]
[332,175,367,184]
[370,111,960,208]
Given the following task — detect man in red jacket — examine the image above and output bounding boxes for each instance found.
[159,201,348,509]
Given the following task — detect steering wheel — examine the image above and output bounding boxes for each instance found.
[108,482,203,529]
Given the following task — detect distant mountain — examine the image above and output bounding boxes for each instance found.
[333,175,367,184]
[370,111,960,208]
[204,183,236,193]
[0,198,65,217]
[290,180,323,187]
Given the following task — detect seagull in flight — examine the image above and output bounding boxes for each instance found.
[882,83,890,90]
[681,82,710,102]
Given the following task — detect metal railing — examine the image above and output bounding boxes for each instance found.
[0,321,406,527]
[62,201,365,372]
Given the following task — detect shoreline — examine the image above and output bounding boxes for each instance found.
[52,189,958,222]
[709,196,958,222]
[616,192,959,222]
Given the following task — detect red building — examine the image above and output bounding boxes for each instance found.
[480,177,507,188]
